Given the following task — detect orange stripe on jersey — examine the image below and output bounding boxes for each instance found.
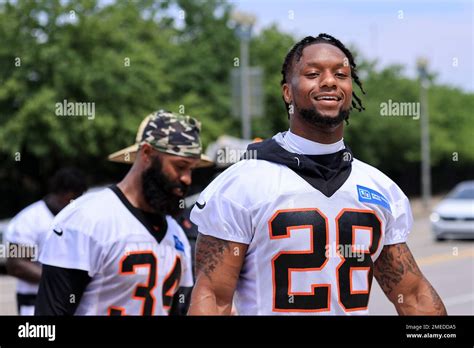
[349,267,371,295]
[351,225,373,254]
[107,306,126,316]
[335,208,382,312]
[116,250,158,316]
[270,208,331,313]
[162,256,182,311]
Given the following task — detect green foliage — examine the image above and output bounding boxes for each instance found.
[428,85,474,163]
[250,25,295,138]
[0,0,472,217]
[345,62,474,173]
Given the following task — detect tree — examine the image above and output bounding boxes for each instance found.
[0,0,472,217]
[0,0,220,216]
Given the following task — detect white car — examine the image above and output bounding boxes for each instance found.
[430,181,474,241]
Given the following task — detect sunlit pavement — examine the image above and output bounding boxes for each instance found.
[369,203,474,315]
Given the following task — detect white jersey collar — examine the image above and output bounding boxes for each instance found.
[275,130,345,155]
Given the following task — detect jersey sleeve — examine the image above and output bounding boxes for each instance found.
[39,206,106,277]
[5,213,40,246]
[384,185,414,245]
[190,163,253,245]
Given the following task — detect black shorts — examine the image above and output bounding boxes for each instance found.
[16,293,37,315]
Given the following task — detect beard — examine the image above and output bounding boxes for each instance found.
[297,104,351,128]
[141,156,189,216]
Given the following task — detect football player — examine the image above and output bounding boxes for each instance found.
[188,34,447,315]
[5,167,86,315]
[35,110,212,315]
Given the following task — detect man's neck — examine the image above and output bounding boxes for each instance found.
[44,194,63,216]
[290,115,344,144]
[282,129,345,155]
[117,168,154,213]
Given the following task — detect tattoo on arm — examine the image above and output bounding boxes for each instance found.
[374,243,422,295]
[374,243,446,315]
[427,281,447,315]
[195,234,231,278]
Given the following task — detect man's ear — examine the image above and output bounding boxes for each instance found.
[282,83,292,104]
[139,143,153,164]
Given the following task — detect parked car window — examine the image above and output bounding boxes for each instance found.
[449,187,474,199]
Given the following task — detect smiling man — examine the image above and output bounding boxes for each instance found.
[188,34,447,315]
[36,110,212,315]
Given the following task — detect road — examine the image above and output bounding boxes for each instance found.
[1,204,473,315]
[369,216,474,314]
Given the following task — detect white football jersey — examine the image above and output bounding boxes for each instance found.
[191,133,413,315]
[6,200,54,295]
[40,187,193,315]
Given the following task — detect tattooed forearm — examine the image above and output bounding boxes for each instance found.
[189,235,246,315]
[374,243,446,315]
[425,281,447,315]
[195,234,231,278]
[374,243,422,294]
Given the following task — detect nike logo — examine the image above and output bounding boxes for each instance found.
[195,201,206,209]
[53,228,63,236]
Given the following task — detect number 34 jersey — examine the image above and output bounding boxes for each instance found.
[40,186,193,315]
[191,137,413,315]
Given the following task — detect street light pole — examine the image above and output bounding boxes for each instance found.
[232,11,256,140]
[417,58,431,209]
[240,35,251,140]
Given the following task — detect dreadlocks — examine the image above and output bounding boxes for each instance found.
[281,33,366,120]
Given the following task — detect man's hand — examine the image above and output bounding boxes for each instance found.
[188,233,247,315]
[374,243,447,315]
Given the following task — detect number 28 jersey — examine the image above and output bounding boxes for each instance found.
[191,136,413,315]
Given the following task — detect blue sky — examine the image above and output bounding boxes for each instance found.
[231,0,473,91]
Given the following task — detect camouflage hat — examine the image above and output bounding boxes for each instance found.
[108,110,213,167]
